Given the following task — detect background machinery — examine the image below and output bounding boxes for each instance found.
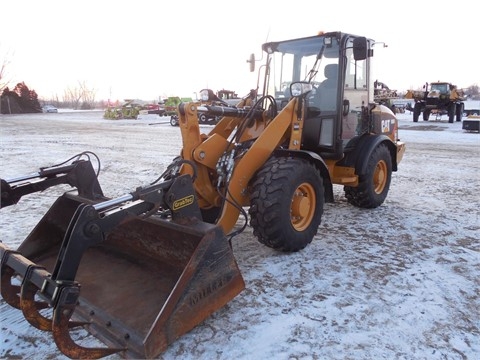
[103,99,164,120]
[165,96,188,125]
[170,90,241,126]
[374,80,400,113]
[462,99,480,132]
[1,31,405,359]
[406,81,465,123]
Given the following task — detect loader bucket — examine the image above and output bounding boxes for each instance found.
[2,192,245,359]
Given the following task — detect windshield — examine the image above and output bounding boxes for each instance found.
[263,35,340,99]
[430,83,449,94]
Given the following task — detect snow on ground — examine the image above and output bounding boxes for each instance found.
[0,111,479,360]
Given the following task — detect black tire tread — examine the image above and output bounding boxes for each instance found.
[344,143,392,209]
[249,157,323,252]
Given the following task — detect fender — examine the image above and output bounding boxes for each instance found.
[342,134,399,175]
[273,149,334,203]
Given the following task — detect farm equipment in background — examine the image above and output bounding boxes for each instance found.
[405,81,465,123]
[1,31,405,359]
[165,96,192,126]
[170,90,242,126]
[104,99,164,120]
[216,89,241,106]
[196,89,242,125]
[373,80,411,114]
[137,103,165,118]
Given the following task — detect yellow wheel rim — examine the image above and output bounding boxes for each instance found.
[373,160,388,194]
[290,182,316,231]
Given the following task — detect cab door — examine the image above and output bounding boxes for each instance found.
[342,37,370,141]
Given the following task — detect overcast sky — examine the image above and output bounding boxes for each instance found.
[1,0,478,102]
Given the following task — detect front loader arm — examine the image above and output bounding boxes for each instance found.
[177,98,300,235]
[216,100,300,233]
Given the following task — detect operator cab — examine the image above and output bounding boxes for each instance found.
[261,32,372,158]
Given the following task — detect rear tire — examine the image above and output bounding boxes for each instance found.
[423,109,430,121]
[456,103,463,122]
[344,143,392,208]
[249,157,324,252]
[448,103,455,123]
[413,103,421,122]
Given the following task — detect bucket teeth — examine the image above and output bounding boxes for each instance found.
[20,281,53,331]
[20,280,86,331]
[52,305,124,359]
[1,266,22,309]
[1,267,49,312]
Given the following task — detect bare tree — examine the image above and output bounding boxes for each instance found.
[465,84,479,100]
[79,81,97,109]
[62,81,97,109]
[0,46,13,94]
[63,84,83,110]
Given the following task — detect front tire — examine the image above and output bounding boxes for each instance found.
[170,115,178,126]
[344,143,392,208]
[198,114,207,124]
[249,157,324,252]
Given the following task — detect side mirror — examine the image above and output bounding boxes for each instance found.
[353,37,368,61]
[247,53,255,72]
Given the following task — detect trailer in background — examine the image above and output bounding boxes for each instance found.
[462,100,480,132]
[462,100,480,117]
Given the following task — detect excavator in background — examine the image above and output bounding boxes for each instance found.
[0,31,405,359]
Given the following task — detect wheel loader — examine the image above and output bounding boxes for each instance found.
[0,31,405,359]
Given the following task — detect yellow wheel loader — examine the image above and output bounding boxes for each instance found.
[0,32,405,359]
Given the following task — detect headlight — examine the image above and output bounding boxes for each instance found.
[290,82,313,97]
[199,89,210,101]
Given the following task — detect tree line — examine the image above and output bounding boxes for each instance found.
[0,81,99,114]
[0,82,41,114]
[1,54,98,113]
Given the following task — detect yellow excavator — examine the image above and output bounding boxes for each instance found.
[0,31,405,359]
